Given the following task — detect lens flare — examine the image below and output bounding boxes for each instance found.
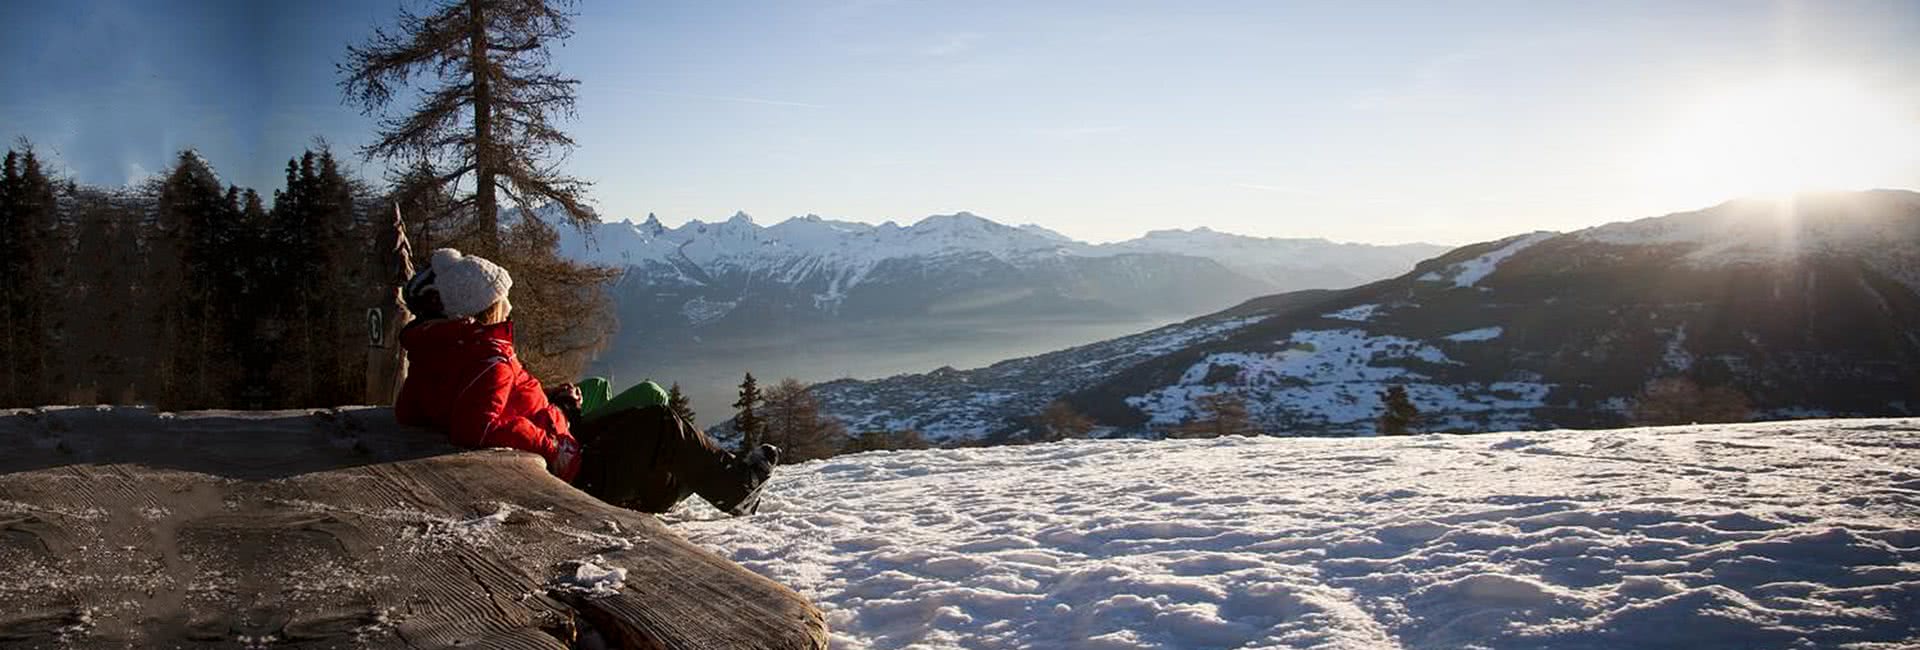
[1642,74,1919,202]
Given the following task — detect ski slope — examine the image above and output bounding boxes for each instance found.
[668,419,1920,649]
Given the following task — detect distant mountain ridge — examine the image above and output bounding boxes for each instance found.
[809,190,1920,443]
[551,207,1445,317]
[530,207,1444,419]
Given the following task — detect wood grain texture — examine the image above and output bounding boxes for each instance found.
[0,406,828,649]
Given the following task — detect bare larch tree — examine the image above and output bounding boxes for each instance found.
[339,0,618,383]
[339,0,593,254]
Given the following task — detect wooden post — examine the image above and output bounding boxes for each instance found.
[365,204,415,405]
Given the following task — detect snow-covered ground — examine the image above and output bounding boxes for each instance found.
[669,419,1920,649]
[1126,328,1549,433]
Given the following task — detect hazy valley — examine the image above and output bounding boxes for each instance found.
[550,209,1444,417]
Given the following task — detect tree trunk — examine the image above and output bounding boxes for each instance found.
[468,0,499,256]
[2,284,14,404]
[198,297,212,407]
[302,300,315,406]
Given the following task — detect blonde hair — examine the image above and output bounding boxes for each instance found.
[474,297,512,326]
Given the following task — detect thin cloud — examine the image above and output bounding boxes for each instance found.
[922,32,985,58]
[1234,183,1310,194]
[1038,125,1124,138]
[646,91,827,109]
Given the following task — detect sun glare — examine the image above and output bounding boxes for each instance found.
[1644,74,1918,201]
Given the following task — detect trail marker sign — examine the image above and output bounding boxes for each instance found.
[367,308,385,347]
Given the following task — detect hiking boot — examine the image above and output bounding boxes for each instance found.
[748,444,780,477]
[713,444,780,516]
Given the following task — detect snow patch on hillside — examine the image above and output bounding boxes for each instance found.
[1323,304,1381,322]
[671,419,1920,650]
[680,297,737,325]
[821,316,1268,441]
[1128,329,1559,431]
[1443,326,1503,342]
[1420,232,1557,288]
[1130,329,1454,426]
[1662,325,1694,372]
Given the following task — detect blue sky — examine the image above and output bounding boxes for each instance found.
[2,0,1916,244]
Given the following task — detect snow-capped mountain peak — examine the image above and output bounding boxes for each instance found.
[557,209,1442,280]
[1016,223,1074,243]
[909,212,1011,235]
[547,207,1445,338]
[638,213,666,234]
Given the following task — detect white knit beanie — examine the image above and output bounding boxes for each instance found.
[429,248,512,318]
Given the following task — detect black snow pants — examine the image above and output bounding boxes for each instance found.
[570,405,754,513]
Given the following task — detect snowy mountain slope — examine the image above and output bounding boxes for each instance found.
[1083,192,1920,434]
[807,308,1290,443]
[1572,190,1920,294]
[816,190,1920,439]
[669,418,1920,650]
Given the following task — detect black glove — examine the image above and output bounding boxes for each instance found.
[403,269,446,319]
[548,383,584,427]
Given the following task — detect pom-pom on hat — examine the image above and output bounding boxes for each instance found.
[429,248,512,318]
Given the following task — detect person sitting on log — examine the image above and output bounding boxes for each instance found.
[394,248,779,515]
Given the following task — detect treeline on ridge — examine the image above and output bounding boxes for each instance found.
[0,145,613,410]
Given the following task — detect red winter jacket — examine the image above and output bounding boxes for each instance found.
[395,319,581,481]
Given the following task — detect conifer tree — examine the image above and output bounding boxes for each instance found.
[1172,393,1252,439]
[68,190,129,400]
[151,152,219,406]
[154,151,247,408]
[762,378,848,462]
[312,151,369,405]
[21,151,65,400]
[1034,401,1096,442]
[733,372,765,452]
[249,148,383,406]
[0,151,17,404]
[0,150,25,404]
[1378,384,1419,435]
[667,382,695,424]
[341,0,616,384]
[1630,377,1750,426]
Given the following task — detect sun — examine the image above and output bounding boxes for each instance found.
[1643,74,1918,200]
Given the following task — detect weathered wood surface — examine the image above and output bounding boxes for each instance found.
[0,406,828,649]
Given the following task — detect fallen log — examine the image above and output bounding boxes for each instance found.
[0,406,828,649]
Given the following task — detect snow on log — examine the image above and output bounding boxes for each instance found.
[0,406,828,649]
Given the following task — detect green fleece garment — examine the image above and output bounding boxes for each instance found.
[577,376,670,422]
